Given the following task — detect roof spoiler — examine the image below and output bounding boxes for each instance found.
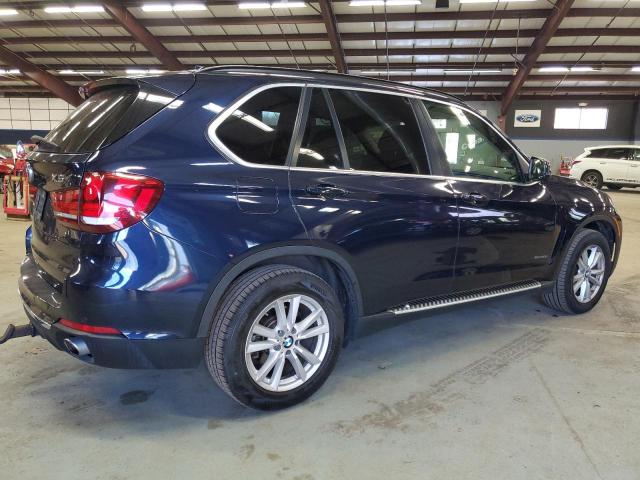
[79,77,139,100]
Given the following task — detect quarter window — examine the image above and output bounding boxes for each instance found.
[296,89,344,169]
[424,102,523,182]
[329,90,428,174]
[215,87,302,166]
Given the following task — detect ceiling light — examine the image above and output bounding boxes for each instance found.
[444,68,501,73]
[538,66,569,73]
[0,69,21,75]
[0,8,19,15]
[631,66,640,72]
[570,66,595,72]
[361,69,415,74]
[44,5,104,13]
[270,1,307,7]
[59,69,105,75]
[126,68,166,74]
[239,1,306,7]
[459,0,534,3]
[143,3,207,11]
[349,0,385,5]
[385,0,421,5]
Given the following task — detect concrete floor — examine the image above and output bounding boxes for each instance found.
[1,191,639,480]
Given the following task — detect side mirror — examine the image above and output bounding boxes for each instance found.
[528,156,551,181]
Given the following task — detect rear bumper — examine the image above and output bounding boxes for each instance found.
[19,255,204,369]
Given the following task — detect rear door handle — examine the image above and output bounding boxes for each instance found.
[305,183,349,198]
[461,192,489,206]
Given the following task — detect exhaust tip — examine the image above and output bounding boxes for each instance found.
[63,337,90,357]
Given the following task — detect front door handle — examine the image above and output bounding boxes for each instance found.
[306,183,348,198]
[461,192,489,206]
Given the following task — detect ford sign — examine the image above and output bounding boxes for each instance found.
[516,114,540,123]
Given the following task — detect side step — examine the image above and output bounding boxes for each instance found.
[388,280,542,315]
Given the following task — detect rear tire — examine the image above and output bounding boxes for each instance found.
[543,229,611,314]
[581,171,603,189]
[205,264,344,410]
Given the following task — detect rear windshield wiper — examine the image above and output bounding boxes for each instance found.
[31,135,60,152]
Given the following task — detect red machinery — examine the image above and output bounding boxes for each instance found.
[3,142,36,219]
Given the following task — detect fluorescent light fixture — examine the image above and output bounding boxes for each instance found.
[385,0,421,4]
[126,68,166,74]
[570,66,595,72]
[0,8,19,15]
[44,5,104,13]
[238,2,272,7]
[444,68,501,73]
[350,0,421,5]
[239,1,305,7]
[460,0,534,3]
[631,66,640,72]
[539,66,569,72]
[143,3,206,11]
[270,1,306,7]
[59,69,105,74]
[361,69,415,74]
[0,69,21,75]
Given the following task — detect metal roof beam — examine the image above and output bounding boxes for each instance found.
[0,45,82,106]
[318,0,347,73]
[101,1,184,71]
[500,0,576,127]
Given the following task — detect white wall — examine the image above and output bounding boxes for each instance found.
[0,97,73,131]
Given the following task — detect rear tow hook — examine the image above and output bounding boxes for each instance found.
[0,323,37,345]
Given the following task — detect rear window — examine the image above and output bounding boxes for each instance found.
[43,84,175,153]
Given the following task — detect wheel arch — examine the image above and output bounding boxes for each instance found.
[195,243,364,345]
[553,213,621,278]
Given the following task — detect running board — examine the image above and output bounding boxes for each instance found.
[388,280,542,315]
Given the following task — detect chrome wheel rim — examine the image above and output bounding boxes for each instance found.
[573,244,606,303]
[583,174,599,188]
[244,294,330,392]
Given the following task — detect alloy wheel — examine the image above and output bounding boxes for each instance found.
[583,174,599,188]
[573,244,606,303]
[244,294,330,392]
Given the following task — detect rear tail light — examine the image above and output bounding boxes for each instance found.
[571,160,582,166]
[51,171,164,233]
[59,318,122,336]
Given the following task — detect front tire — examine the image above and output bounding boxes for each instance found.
[543,229,611,314]
[581,171,603,189]
[205,265,344,410]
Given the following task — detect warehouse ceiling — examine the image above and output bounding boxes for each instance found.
[0,0,639,104]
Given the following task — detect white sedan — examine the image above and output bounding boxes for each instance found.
[569,145,640,190]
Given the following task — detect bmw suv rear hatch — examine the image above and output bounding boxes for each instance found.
[29,75,193,287]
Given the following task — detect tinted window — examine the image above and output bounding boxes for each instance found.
[602,148,630,160]
[216,87,302,166]
[296,89,343,169]
[425,102,522,182]
[44,85,174,153]
[633,148,640,160]
[329,90,428,174]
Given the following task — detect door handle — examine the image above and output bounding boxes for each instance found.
[461,192,489,206]
[305,183,349,198]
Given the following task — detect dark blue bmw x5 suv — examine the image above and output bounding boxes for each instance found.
[15,66,621,409]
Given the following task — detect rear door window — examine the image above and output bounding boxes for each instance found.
[295,89,344,169]
[602,148,631,160]
[215,86,302,166]
[44,84,175,153]
[328,89,428,174]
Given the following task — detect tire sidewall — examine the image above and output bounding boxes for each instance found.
[561,230,612,313]
[581,171,603,189]
[221,271,344,410]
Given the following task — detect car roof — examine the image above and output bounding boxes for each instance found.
[196,65,469,108]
